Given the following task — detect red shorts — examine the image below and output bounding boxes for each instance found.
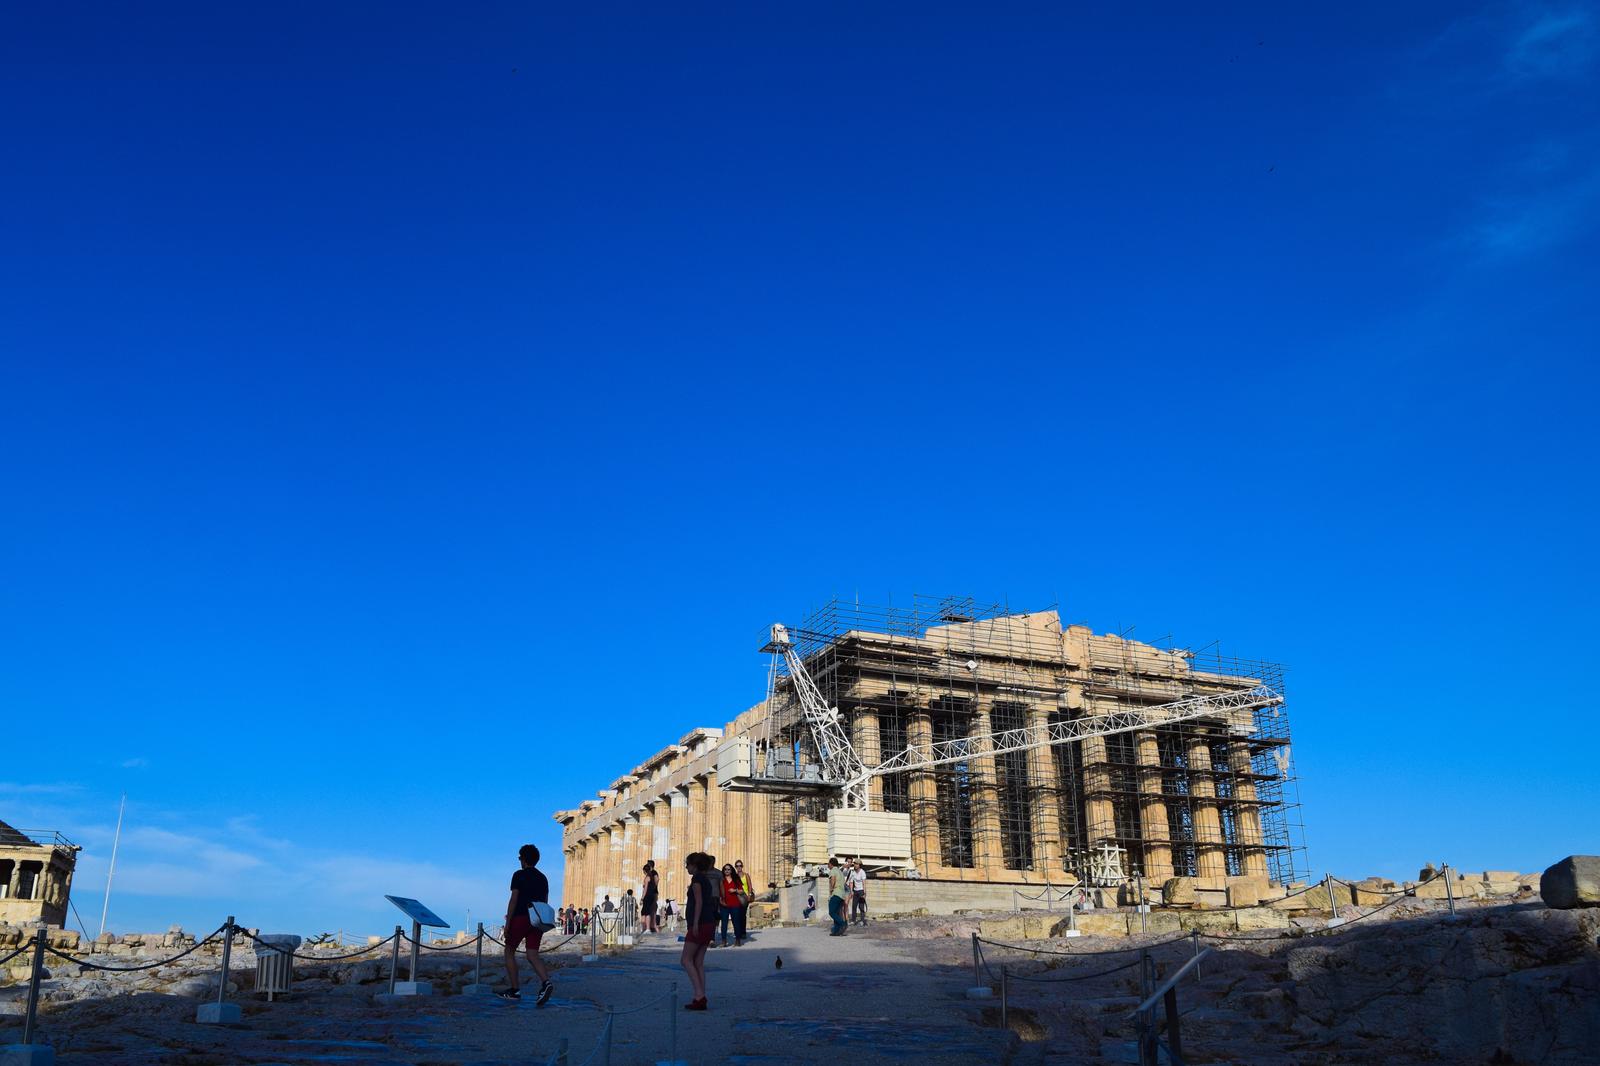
[506,914,544,951]
[684,922,717,945]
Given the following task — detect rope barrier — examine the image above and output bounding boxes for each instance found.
[42,926,226,972]
[604,987,676,1015]
[1331,869,1450,898]
[240,929,399,962]
[976,932,1192,957]
[1198,886,1424,943]
[0,941,33,968]
[1013,885,1082,903]
[1004,956,1145,983]
[401,933,482,953]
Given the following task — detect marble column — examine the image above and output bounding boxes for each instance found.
[1137,732,1174,881]
[637,804,657,887]
[1230,742,1270,877]
[1026,705,1063,874]
[907,707,940,874]
[851,706,883,809]
[1188,735,1227,879]
[705,771,725,858]
[969,700,1004,871]
[688,777,708,863]
[1080,732,1117,852]
[620,816,639,896]
[667,789,690,900]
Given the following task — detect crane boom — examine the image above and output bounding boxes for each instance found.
[763,624,871,808]
[850,685,1282,791]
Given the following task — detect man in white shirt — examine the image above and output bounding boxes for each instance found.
[849,858,868,926]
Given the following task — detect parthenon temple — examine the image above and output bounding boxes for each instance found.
[555,598,1304,909]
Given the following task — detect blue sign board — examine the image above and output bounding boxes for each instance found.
[385,895,449,927]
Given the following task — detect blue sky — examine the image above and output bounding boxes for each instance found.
[2,3,1596,937]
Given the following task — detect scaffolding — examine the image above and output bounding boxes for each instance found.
[759,596,1307,887]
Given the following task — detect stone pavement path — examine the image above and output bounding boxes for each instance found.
[499,925,1006,1065]
[15,925,1010,1065]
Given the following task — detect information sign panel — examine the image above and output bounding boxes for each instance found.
[385,895,449,927]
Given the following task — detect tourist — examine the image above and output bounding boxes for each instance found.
[826,856,849,936]
[662,897,678,932]
[680,851,717,1010]
[601,894,616,913]
[802,891,817,921]
[718,863,743,946]
[621,889,639,938]
[850,858,868,925]
[733,860,755,943]
[642,860,660,933]
[497,844,554,1005]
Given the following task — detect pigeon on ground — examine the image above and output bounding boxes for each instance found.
[774,955,783,970]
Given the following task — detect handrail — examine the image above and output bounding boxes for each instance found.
[1128,948,1210,1018]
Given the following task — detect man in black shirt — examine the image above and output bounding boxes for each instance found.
[499,844,553,1004]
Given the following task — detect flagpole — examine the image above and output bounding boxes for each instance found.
[98,793,125,938]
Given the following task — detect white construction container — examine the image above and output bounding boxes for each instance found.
[715,737,752,784]
[826,809,913,867]
[796,820,830,865]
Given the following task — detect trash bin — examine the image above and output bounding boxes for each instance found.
[253,934,302,1000]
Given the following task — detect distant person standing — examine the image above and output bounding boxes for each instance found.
[601,894,616,913]
[680,852,717,1010]
[662,897,678,932]
[642,860,660,933]
[733,860,754,944]
[498,844,553,1005]
[717,863,742,946]
[850,858,868,926]
[621,889,639,937]
[826,856,849,936]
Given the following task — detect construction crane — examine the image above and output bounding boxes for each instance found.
[753,622,1283,813]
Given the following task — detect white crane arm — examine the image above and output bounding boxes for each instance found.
[850,686,1281,788]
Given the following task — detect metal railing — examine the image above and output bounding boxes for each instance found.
[1129,948,1211,1066]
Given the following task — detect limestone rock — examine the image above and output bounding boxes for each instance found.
[1162,877,1196,907]
[1540,855,1600,909]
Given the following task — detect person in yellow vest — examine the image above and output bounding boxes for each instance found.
[732,859,755,944]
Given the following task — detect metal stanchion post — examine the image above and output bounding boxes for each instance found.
[1323,873,1346,927]
[197,916,242,1023]
[21,928,46,1049]
[1191,930,1202,983]
[656,985,684,1066]
[217,917,233,1007]
[583,915,600,963]
[1136,875,1148,935]
[965,933,992,998]
[1000,966,1009,1030]
[1443,864,1458,918]
[389,926,401,994]
[462,923,489,995]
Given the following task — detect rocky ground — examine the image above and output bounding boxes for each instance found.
[898,895,1600,1064]
[2,893,1597,1064]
